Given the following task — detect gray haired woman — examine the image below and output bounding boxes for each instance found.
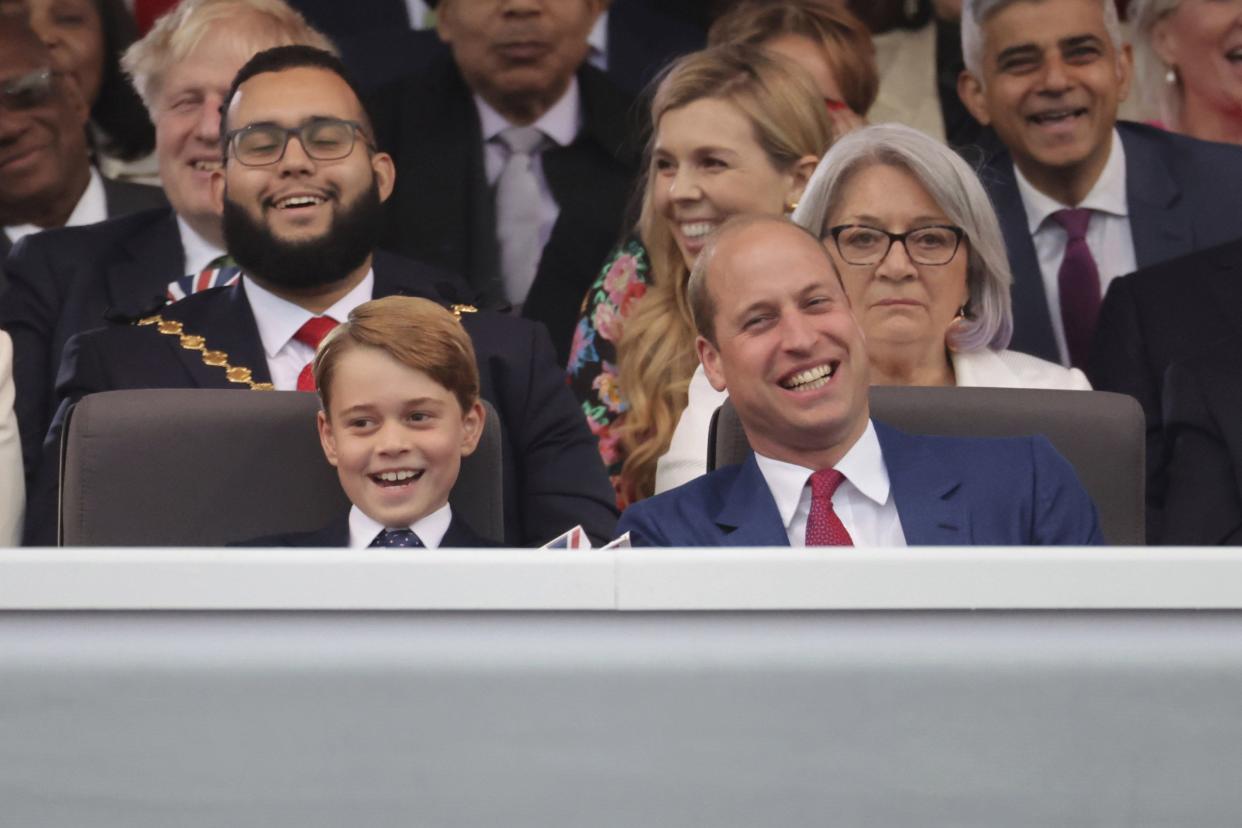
[655,123,1089,492]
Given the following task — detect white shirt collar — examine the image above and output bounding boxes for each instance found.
[176,215,227,276]
[754,420,891,531]
[1014,128,1129,234]
[242,269,375,359]
[5,167,107,246]
[474,74,581,149]
[348,501,453,549]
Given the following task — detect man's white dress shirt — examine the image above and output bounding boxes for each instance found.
[243,270,374,390]
[754,421,908,547]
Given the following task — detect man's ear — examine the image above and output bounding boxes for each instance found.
[372,151,396,202]
[459,400,485,457]
[317,410,340,467]
[696,334,728,393]
[435,0,457,44]
[209,167,227,215]
[1115,41,1134,103]
[957,69,992,126]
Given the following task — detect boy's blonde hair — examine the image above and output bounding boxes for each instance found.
[314,297,479,414]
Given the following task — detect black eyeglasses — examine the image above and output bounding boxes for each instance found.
[827,224,965,266]
[0,67,54,112]
[225,118,374,166]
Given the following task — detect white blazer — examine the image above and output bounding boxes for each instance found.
[654,348,1090,494]
[0,331,23,546]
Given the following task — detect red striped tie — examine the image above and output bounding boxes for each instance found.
[805,468,853,546]
[293,316,339,392]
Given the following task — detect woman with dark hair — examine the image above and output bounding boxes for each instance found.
[25,0,156,175]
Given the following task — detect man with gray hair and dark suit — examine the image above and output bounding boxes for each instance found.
[955,0,1242,370]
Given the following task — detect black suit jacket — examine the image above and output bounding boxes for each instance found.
[242,510,502,548]
[1161,347,1242,545]
[0,206,184,478]
[0,176,166,257]
[1089,237,1242,539]
[980,121,1242,363]
[368,55,641,363]
[29,251,619,547]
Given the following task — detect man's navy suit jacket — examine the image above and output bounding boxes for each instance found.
[242,511,503,548]
[28,251,618,547]
[616,421,1103,546]
[980,120,1242,363]
[366,54,641,363]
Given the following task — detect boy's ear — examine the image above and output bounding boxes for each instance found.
[459,401,485,457]
[317,410,340,466]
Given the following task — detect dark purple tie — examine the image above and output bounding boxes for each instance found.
[1050,208,1101,369]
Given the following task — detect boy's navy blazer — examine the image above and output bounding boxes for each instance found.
[29,250,619,546]
[979,121,1242,363]
[243,511,503,548]
[617,421,1104,546]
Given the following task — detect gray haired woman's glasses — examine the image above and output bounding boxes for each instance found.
[826,224,965,266]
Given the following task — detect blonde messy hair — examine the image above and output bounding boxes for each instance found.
[614,44,832,502]
[121,0,335,112]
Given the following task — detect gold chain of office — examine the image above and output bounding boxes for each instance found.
[135,303,478,391]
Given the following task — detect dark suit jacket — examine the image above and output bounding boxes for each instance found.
[242,510,502,548]
[1158,347,1242,545]
[368,55,641,363]
[980,121,1242,363]
[0,207,185,478]
[28,251,618,547]
[1089,237,1242,541]
[617,421,1104,546]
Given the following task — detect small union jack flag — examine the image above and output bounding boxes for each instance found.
[167,264,241,302]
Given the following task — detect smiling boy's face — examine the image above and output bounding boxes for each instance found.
[317,345,483,529]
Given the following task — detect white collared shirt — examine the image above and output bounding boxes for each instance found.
[241,270,375,390]
[5,167,107,247]
[348,501,453,549]
[754,421,908,547]
[176,215,228,277]
[1013,128,1136,366]
[475,77,581,296]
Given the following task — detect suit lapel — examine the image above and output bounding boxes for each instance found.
[983,155,1060,361]
[875,422,967,545]
[1121,124,1192,267]
[442,514,498,547]
[713,454,791,546]
[163,282,271,388]
[103,210,185,318]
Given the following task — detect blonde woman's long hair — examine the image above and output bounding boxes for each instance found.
[615,45,833,502]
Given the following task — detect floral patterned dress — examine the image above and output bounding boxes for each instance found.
[566,238,651,508]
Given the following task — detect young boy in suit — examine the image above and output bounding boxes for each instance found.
[249,296,498,548]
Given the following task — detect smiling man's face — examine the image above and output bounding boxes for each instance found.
[697,218,871,470]
[958,0,1131,203]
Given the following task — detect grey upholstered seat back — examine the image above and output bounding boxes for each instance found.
[708,386,1145,546]
[59,389,504,546]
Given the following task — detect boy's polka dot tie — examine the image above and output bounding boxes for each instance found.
[369,529,425,548]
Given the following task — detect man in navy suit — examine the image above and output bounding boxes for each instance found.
[956,0,1242,367]
[0,0,336,478]
[617,215,1102,547]
[27,46,617,547]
